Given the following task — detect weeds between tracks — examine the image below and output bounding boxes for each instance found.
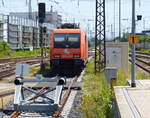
[81,60,131,118]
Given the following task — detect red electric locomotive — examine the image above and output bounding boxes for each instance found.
[50,24,88,73]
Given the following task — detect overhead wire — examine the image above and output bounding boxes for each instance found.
[50,0,68,16]
[139,0,141,7]
[49,0,75,23]
[69,0,84,23]
[26,0,28,6]
[1,0,4,6]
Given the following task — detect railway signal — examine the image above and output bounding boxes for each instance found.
[38,3,46,23]
[38,3,46,70]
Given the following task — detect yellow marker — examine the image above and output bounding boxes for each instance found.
[128,34,139,44]
[110,78,117,91]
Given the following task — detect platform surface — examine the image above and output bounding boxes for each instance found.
[114,79,150,118]
[127,79,150,87]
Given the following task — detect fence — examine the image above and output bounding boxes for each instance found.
[136,42,150,49]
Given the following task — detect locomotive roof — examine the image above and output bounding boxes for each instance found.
[53,29,84,33]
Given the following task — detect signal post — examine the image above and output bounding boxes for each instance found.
[38,3,46,70]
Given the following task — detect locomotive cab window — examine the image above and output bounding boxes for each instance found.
[54,34,66,48]
[67,33,80,48]
[54,33,80,48]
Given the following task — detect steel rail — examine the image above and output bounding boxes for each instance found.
[9,76,59,118]
[7,56,87,117]
[0,68,15,79]
[0,59,44,79]
[135,55,150,59]
[129,51,150,56]
[129,53,150,73]
[52,76,78,118]
[0,56,42,64]
[129,53,150,59]
[136,58,150,66]
[129,59,150,73]
[9,87,47,118]
[0,89,14,98]
[0,63,42,98]
[136,51,150,56]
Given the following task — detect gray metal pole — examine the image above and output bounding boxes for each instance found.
[7,15,10,43]
[143,19,145,29]
[131,0,136,87]
[39,23,44,71]
[119,0,121,40]
[111,24,113,40]
[28,0,32,19]
[114,0,116,41]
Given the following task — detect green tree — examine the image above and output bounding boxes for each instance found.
[114,36,128,42]
[0,41,10,51]
[139,35,150,43]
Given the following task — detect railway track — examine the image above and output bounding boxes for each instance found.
[129,52,150,73]
[129,59,150,73]
[0,54,92,117]
[0,56,42,64]
[129,52,150,59]
[9,87,47,118]
[5,70,84,118]
[52,76,79,118]
[0,56,48,79]
[136,51,150,56]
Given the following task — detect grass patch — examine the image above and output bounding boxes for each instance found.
[0,49,41,59]
[117,71,129,86]
[81,60,113,118]
[30,66,40,75]
[22,61,50,79]
[137,49,150,53]
[19,61,50,79]
[37,61,51,76]
[129,64,150,80]
[136,71,150,80]
[81,60,132,118]
[0,48,50,59]
[0,41,50,59]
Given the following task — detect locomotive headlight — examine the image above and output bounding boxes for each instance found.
[74,54,80,58]
[54,54,60,58]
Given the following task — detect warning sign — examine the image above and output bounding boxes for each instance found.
[128,34,139,44]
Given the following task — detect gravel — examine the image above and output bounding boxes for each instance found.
[0,70,85,118]
[67,90,82,118]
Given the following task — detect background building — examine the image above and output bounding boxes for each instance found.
[9,11,62,28]
[0,11,62,49]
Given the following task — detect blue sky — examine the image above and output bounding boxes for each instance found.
[0,0,150,39]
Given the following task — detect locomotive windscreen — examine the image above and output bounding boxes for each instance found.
[54,33,80,48]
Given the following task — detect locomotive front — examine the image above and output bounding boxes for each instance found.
[50,28,87,72]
